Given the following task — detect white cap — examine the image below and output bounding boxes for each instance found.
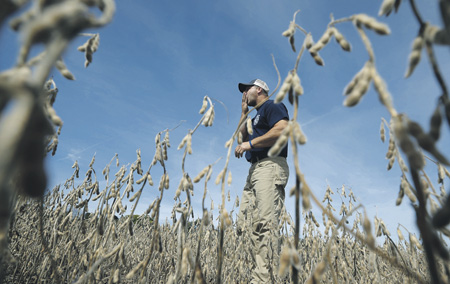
[238,79,269,93]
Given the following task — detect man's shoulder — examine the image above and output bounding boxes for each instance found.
[264,99,288,113]
[261,99,282,109]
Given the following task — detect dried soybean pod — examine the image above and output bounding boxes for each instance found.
[289,35,296,52]
[312,261,327,282]
[97,215,104,235]
[397,226,405,241]
[113,268,120,283]
[394,0,402,12]
[186,133,192,154]
[202,107,215,127]
[409,233,423,250]
[78,33,100,68]
[224,138,233,148]
[362,213,375,247]
[353,14,391,35]
[380,120,386,142]
[128,220,133,236]
[371,68,394,110]
[222,209,232,227]
[309,51,325,66]
[164,130,170,147]
[444,96,450,126]
[194,166,210,183]
[129,190,140,202]
[215,169,225,185]
[311,212,319,227]
[378,0,396,16]
[237,132,243,144]
[415,132,450,166]
[282,21,296,52]
[344,63,372,107]
[401,177,417,203]
[199,96,208,114]
[136,173,147,184]
[55,58,75,80]
[405,36,424,78]
[147,173,154,186]
[291,72,304,96]
[162,143,168,160]
[385,137,395,159]
[424,24,450,45]
[288,85,294,105]
[290,249,301,270]
[275,72,293,103]
[282,21,296,37]
[396,184,404,206]
[344,62,372,97]
[305,33,314,50]
[278,246,290,277]
[309,28,333,53]
[344,66,364,95]
[380,220,390,236]
[293,122,307,145]
[301,183,311,210]
[164,173,170,189]
[158,174,165,191]
[205,167,213,182]
[429,104,442,141]
[331,27,351,51]
[387,156,395,170]
[246,117,253,135]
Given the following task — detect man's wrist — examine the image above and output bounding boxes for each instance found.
[249,140,255,149]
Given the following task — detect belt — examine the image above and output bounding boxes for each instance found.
[250,154,286,164]
[250,154,268,164]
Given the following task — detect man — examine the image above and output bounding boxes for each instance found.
[235,79,289,283]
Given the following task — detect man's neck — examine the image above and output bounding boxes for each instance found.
[255,96,269,109]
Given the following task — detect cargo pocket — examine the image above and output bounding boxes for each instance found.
[273,161,288,222]
[274,161,288,187]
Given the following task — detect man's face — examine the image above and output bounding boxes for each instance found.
[243,85,258,107]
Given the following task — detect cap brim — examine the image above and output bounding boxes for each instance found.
[238,83,252,93]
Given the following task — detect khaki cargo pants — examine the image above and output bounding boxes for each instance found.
[237,156,289,284]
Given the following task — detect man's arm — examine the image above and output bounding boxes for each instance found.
[239,113,249,142]
[239,93,249,142]
[247,119,288,148]
[235,119,288,158]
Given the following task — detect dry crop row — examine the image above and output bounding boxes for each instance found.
[3,160,435,283]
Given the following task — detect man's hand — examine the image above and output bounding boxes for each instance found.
[241,93,248,114]
[235,142,251,158]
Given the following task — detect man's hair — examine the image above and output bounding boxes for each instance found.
[260,88,268,95]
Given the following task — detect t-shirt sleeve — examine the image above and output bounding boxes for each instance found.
[267,102,289,128]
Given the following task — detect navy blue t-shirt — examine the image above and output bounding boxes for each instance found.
[245,100,289,162]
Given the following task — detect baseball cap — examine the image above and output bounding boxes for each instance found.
[238,79,269,93]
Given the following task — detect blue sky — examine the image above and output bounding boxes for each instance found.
[1,0,449,240]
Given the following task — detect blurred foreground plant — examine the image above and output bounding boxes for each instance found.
[0,0,115,278]
[277,1,450,283]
